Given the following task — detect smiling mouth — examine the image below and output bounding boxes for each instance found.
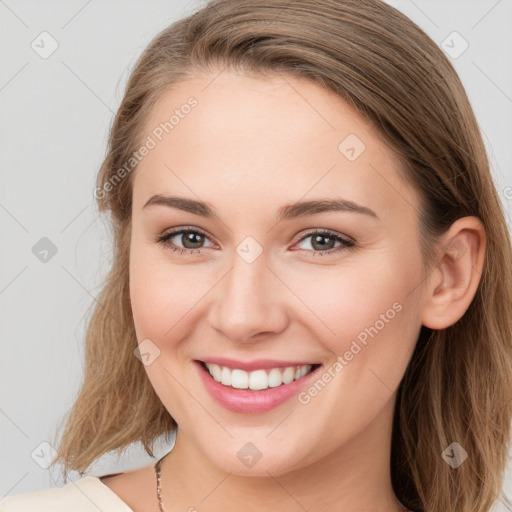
[198,360,322,391]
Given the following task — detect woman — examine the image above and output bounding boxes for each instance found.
[2,0,510,511]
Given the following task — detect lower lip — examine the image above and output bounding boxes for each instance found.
[194,360,321,413]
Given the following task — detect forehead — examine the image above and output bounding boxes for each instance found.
[132,69,419,221]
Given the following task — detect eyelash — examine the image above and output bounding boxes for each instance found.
[155,226,356,257]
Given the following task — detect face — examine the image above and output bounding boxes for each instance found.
[129,69,427,476]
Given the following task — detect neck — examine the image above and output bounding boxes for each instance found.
[160,394,405,512]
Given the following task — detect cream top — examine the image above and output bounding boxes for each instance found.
[0,475,134,511]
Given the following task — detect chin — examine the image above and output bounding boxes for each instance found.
[199,438,310,477]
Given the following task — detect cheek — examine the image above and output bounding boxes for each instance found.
[129,242,201,420]
[287,259,413,356]
[288,253,423,415]
[129,241,193,345]
[289,260,421,442]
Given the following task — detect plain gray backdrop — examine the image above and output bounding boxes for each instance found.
[1,0,511,509]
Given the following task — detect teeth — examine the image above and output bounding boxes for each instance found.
[282,367,295,384]
[204,363,314,390]
[231,369,248,389]
[268,368,282,388]
[220,366,231,386]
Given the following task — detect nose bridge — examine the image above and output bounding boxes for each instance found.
[209,242,287,342]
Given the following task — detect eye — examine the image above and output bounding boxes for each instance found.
[155,227,216,255]
[155,227,355,257]
[292,229,355,256]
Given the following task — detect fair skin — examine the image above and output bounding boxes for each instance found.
[101,69,485,512]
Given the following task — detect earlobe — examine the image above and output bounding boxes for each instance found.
[421,216,486,330]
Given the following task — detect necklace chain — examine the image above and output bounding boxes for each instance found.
[155,452,410,512]
[155,453,167,512]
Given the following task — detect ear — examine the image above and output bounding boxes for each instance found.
[421,216,486,330]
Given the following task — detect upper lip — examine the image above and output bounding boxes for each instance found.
[197,357,320,372]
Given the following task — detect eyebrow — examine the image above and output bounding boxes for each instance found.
[143,194,379,222]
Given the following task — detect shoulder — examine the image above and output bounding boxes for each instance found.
[0,476,134,512]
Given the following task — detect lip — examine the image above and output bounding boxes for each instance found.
[194,360,322,414]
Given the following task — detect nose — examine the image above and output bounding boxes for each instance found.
[207,248,289,343]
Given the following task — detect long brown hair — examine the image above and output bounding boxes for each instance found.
[51,1,512,510]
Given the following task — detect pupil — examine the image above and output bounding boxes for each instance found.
[183,232,204,249]
[313,234,334,250]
